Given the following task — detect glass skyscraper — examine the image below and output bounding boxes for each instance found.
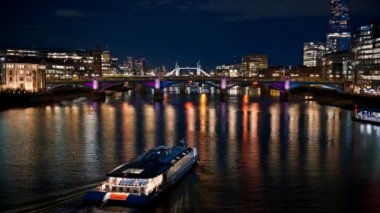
[326,0,351,53]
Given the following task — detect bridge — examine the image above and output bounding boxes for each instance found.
[165,61,210,77]
[47,75,346,93]
[46,62,347,95]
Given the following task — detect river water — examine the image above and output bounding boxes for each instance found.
[1,92,380,212]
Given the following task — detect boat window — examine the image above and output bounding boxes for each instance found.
[144,149,163,161]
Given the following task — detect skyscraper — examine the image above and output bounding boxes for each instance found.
[326,0,351,53]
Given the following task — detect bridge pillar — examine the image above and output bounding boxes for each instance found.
[91,78,106,101]
[153,77,163,102]
[179,83,186,95]
[92,78,99,91]
[220,76,228,102]
[136,84,147,95]
[260,86,270,97]
[280,76,290,101]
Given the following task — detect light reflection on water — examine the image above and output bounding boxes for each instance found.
[0,93,380,212]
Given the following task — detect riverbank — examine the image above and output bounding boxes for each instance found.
[291,86,380,110]
[0,88,105,110]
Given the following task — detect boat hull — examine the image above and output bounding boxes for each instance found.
[83,191,152,205]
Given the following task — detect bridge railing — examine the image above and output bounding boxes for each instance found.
[46,75,347,85]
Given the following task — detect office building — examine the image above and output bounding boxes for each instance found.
[352,23,380,80]
[241,55,268,77]
[303,41,326,67]
[101,50,119,75]
[323,51,353,80]
[214,64,241,77]
[1,48,103,80]
[326,0,351,53]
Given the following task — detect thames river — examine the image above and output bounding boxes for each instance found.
[1,91,380,212]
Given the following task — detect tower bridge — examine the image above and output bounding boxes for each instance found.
[165,61,210,77]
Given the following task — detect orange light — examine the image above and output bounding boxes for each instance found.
[243,95,249,104]
[200,94,207,103]
[109,193,128,200]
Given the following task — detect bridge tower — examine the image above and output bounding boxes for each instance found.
[174,62,180,76]
[196,61,201,76]
[165,61,210,77]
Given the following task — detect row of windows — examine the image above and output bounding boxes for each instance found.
[6,64,37,69]
[46,74,72,79]
[47,70,71,74]
[8,70,34,75]
[8,77,32,82]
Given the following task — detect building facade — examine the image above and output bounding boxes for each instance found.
[120,57,146,75]
[1,48,103,81]
[2,57,46,92]
[214,64,241,77]
[326,0,351,53]
[352,24,380,81]
[323,51,353,80]
[241,55,268,77]
[303,41,326,67]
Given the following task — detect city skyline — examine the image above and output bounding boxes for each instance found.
[0,0,380,69]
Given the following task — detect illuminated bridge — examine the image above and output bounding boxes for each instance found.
[46,75,346,93]
[46,62,347,92]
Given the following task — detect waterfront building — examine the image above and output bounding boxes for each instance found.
[323,51,353,80]
[264,66,322,81]
[120,57,146,75]
[133,58,146,75]
[1,48,104,80]
[0,56,5,90]
[326,0,351,53]
[4,49,41,57]
[241,55,268,77]
[101,50,119,76]
[214,64,240,77]
[45,49,101,80]
[2,57,46,92]
[352,23,380,81]
[303,41,325,67]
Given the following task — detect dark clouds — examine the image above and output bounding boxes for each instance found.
[134,0,380,21]
[54,9,96,18]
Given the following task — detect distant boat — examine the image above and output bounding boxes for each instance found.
[83,140,198,206]
[352,105,380,125]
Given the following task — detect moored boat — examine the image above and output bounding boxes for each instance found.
[83,140,198,206]
[352,105,380,125]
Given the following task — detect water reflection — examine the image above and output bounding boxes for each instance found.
[0,94,380,211]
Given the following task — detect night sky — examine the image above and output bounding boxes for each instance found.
[1,0,379,69]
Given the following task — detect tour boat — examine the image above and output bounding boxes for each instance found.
[352,105,380,125]
[83,140,198,205]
